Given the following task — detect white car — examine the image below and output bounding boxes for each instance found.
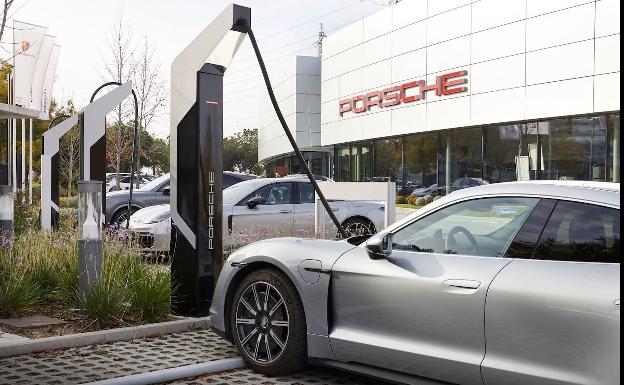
[107,174,154,192]
[128,178,386,252]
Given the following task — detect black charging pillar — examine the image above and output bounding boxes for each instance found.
[171,65,226,316]
[170,4,250,317]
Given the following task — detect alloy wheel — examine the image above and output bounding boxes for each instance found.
[235,281,289,364]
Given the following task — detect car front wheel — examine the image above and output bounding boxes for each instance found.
[230,268,307,375]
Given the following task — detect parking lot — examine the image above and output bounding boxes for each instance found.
[0,329,381,385]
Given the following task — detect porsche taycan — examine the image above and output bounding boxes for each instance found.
[210,181,620,385]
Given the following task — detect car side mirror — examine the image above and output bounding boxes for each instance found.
[365,234,392,260]
[162,186,170,196]
[246,196,266,209]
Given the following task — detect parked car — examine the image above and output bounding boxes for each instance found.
[106,171,256,226]
[127,177,386,252]
[412,178,490,197]
[210,181,620,385]
[106,174,155,192]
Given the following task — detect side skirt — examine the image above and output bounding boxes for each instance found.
[309,359,455,385]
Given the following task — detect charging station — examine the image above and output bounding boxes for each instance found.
[80,81,133,216]
[41,115,79,229]
[170,4,250,316]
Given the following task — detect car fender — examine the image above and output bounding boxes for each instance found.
[210,237,357,358]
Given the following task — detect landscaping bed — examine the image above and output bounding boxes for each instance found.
[0,200,174,339]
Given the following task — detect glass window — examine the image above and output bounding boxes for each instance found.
[534,201,620,263]
[438,128,483,196]
[223,174,238,189]
[391,197,539,258]
[239,182,293,206]
[335,145,350,182]
[606,113,620,183]
[403,134,438,196]
[484,124,530,183]
[298,183,315,204]
[374,138,402,183]
[540,117,593,181]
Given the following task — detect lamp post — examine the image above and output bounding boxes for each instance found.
[0,185,14,244]
[77,180,103,295]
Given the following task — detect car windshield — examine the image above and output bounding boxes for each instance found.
[223,179,270,204]
[139,173,169,191]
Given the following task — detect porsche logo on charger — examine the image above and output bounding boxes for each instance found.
[339,70,468,116]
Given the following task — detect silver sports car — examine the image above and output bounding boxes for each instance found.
[210,181,620,385]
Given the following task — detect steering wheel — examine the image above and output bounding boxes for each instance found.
[445,226,480,255]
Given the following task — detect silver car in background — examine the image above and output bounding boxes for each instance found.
[127,177,386,252]
[210,181,620,385]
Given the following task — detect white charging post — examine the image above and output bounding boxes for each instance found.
[314,182,396,238]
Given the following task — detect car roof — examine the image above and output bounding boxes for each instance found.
[449,180,620,208]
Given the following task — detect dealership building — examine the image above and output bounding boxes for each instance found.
[259,0,620,194]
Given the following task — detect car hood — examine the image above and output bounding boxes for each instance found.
[131,204,169,221]
[228,237,357,269]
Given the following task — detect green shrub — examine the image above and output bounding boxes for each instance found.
[407,195,417,206]
[80,279,126,328]
[130,268,172,323]
[396,195,407,204]
[433,195,443,201]
[0,268,39,317]
[424,195,434,205]
[415,196,427,206]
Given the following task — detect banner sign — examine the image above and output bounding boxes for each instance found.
[31,35,56,112]
[13,20,48,109]
[39,44,61,120]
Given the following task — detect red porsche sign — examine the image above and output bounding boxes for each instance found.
[339,70,468,116]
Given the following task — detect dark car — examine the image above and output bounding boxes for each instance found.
[105,171,256,225]
[412,178,490,197]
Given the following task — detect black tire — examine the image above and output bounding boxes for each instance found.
[111,207,138,226]
[230,268,307,375]
[339,217,376,239]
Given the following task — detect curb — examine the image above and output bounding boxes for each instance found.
[84,357,246,385]
[0,316,211,358]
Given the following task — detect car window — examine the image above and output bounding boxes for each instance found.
[534,201,620,263]
[391,197,540,258]
[299,183,315,204]
[239,183,293,206]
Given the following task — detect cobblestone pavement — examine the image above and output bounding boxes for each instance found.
[0,330,238,385]
[165,367,386,385]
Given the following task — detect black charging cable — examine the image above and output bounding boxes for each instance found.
[242,20,348,238]
[90,82,139,230]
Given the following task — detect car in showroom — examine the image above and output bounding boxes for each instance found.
[106,171,256,226]
[127,177,386,252]
[209,180,620,385]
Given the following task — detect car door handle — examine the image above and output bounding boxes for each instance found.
[615,299,621,306]
[443,279,481,290]
[329,207,339,212]
[279,209,292,214]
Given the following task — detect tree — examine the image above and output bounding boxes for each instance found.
[55,101,80,197]
[223,128,262,175]
[133,35,165,185]
[0,0,14,43]
[101,16,136,189]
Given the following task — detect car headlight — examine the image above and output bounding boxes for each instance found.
[143,212,171,224]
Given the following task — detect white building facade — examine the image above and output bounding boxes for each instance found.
[260,0,620,192]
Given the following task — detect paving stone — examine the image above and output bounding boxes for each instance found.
[166,367,386,385]
[0,329,238,385]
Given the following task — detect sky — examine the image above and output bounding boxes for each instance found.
[3,0,386,139]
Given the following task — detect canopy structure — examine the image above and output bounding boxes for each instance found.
[0,103,41,120]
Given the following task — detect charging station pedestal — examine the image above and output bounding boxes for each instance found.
[170,4,250,316]
[171,64,225,316]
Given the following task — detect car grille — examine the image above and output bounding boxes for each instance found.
[134,232,154,249]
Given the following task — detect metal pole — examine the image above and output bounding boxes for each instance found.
[29,119,33,204]
[21,118,26,195]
